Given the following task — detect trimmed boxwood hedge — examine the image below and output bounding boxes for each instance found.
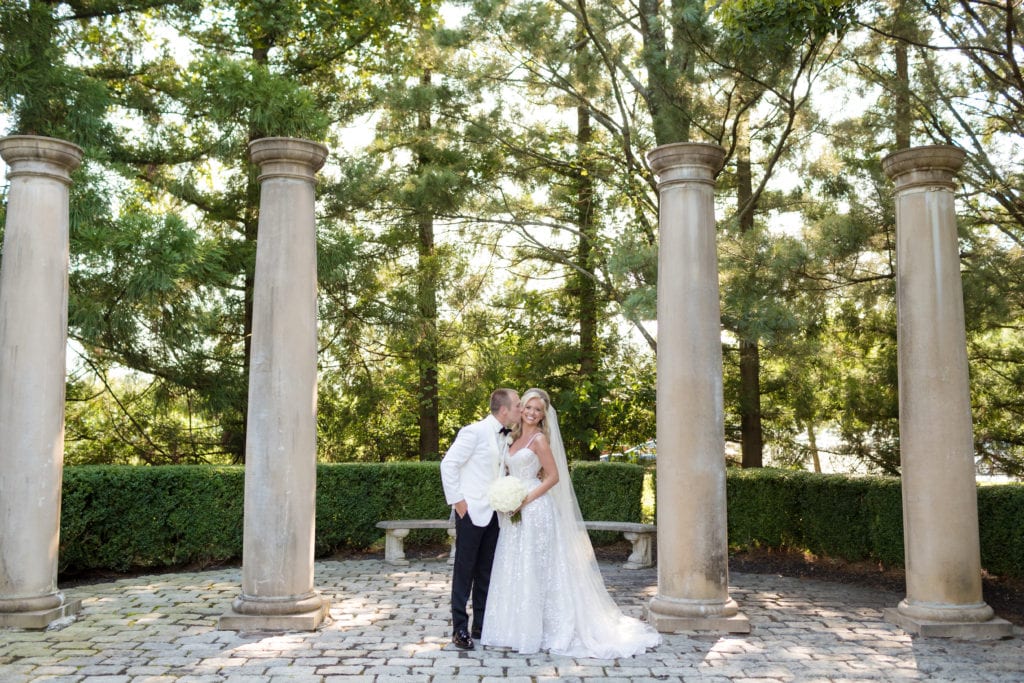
[59,461,645,576]
[572,461,645,543]
[977,482,1024,578]
[726,468,1024,578]
[58,464,1024,580]
[60,465,245,573]
[726,468,902,565]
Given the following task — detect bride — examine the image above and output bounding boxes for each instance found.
[479,388,661,658]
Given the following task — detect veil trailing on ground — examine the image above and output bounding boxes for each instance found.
[542,402,661,658]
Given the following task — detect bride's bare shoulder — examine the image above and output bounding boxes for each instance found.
[531,432,552,451]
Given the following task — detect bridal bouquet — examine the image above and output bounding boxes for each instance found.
[488,475,528,523]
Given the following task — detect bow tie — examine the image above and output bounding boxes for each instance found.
[499,427,511,436]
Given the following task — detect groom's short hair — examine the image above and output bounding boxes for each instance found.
[490,388,517,414]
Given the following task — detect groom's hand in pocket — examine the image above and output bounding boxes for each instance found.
[454,500,468,518]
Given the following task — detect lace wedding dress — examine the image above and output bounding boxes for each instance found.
[479,413,661,658]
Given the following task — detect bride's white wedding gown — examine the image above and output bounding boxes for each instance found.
[479,439,661,658]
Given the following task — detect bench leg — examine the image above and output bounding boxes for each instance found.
[447,528,457,565]
[622,531,653,569]
[384,528,410,565]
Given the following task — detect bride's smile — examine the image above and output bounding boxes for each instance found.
[521,399,544,426]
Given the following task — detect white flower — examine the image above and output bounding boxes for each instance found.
[488,475,527,523]
[504,434,514,446]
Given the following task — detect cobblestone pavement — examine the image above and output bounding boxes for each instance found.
[1,558,1021,682]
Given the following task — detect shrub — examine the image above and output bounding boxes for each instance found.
[571,461,645,543]
[726,468,903,566]
[978,483,1024,578]
[726,468,804,549]
[57,464,1024,581]
[316,462,451,550]
[60,466,244,573]
[59,461,645,576]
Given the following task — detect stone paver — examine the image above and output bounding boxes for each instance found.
[1,558,1021,682]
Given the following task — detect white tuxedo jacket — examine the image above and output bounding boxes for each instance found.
[440,413,507,526]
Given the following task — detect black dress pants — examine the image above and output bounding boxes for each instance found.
[451,511,499,635]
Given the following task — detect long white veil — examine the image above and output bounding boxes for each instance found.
[541,401,661,657]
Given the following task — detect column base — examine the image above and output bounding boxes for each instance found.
[219,593,330,632]
[647,595,750,633]
[884,608,1014,639]
[0,597,82,630]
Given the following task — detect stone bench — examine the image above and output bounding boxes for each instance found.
[376,519,457,566]
[583,520,657,569]
[375,519,656,569]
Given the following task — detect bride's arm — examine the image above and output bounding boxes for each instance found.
[518,434,559,509]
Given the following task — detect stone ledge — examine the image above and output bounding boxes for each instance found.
[883,608,1015,639]
[219,600,330,632]
[0,598,82,630]
[647,610,751,634]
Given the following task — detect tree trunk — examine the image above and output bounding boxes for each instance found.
[574,9,602,460]
[737,111,763,468]
[638,0,697,144]
[806,420,822,473]
[576,106,602,460]
[893,0,912,149]
[416,69,440,460]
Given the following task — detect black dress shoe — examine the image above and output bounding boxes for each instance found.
[471,629,481,640]
[452,629,474,650]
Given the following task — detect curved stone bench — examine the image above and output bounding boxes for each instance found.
[375,519,655,569]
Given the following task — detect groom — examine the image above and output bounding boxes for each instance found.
[440,388,521,650]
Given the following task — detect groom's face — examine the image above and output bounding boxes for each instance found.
[499,393,521,426]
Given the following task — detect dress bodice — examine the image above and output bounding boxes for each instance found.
[507,447,542,482]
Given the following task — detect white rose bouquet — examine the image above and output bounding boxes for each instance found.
[488,475,528,523]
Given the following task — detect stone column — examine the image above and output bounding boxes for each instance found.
[220,137,330,631]
[881,145,1012,638]
[646,143,748,633]
[0,136,83,629]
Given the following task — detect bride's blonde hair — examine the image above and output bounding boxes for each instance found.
[512,388,551,442]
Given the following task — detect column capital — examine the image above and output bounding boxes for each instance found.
[647,142,726,187]
[0,135,83,185]
[882,145,965,192]
[249,137,328,182]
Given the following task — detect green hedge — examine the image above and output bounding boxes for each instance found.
[60,466,245,573]
[726,468,1024,578]
[977,482,1024,578]
[726,468,904,565]
[315,462,451,551]
[572,461,645,543]
[59,461,645,576]
[58,464,1024,580]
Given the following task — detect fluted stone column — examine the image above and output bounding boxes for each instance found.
[0,136,83,629]
[220,137,330,631]
[646,143,749,633]
[881,145,1012,639]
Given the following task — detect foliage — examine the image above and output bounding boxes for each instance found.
[1,0,1024,475]
[58,461,646,575]
[58,465,1024,580]
[571,461,645,543]
[977,483,1024,579]
[316,462,452,550]
[0,1,115,145]
[60,465,245,573]
[725,467,806,548]
[726,468,907,566]
[65,370,231,465]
